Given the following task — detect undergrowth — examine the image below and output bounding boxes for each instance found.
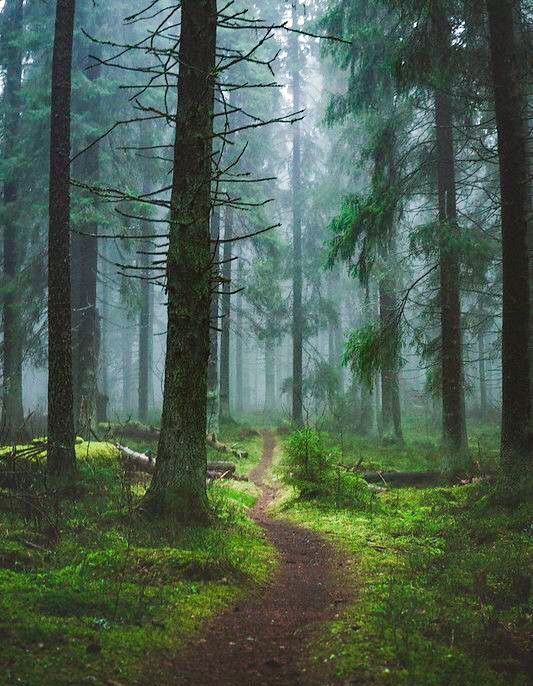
[0,431,272,686]
[277,427,532,686]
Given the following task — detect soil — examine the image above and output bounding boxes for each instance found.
[170,431,351,686]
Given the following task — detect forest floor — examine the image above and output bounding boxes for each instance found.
[0,421,530,686]
[169,431,352,686]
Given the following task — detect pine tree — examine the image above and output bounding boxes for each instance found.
[143,0,217,520]
[47,0,77,477]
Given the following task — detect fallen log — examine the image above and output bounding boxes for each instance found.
[105,423,248,461]
[362,470,443,485]
[206,433,248,460]
[117,445,236,479]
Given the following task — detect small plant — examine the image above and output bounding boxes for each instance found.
[280,428,370,506]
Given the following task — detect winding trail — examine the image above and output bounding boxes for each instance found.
[172,431,350,686]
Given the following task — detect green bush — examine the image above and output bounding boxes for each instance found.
[280,428,370,506]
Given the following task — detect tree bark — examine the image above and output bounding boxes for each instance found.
[290,2,303,426]
[47,0,77,476]
[219,205,233,422]
[142,0,217,520]
[432,5,468,458]
[1,0,25,442]
[486,0,531,466]
[71,28,101,436]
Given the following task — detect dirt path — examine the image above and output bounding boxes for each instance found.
[171,431,350,686]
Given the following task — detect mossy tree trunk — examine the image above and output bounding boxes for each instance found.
[143,0,217,520]
[47,0,77,477]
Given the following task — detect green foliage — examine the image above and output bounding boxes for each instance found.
[283,453,532,685]
[0,433,272,685]
[343,322,401,387]
[279,428,370,507]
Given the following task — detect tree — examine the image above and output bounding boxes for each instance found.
[1,0,25,442]
[47,0,77,477]
[143,0,217,520]
[431,3,468,459]
[71,18,102,436]
[486,0,530,467]
[290,1,304,426]
[219,205,233,422]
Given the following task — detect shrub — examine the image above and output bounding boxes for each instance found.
[280,428,370,506]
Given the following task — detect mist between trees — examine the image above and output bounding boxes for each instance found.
[0,0,531,517]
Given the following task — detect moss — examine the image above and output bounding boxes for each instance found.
[281,472,532,685]
[0,433,274,686]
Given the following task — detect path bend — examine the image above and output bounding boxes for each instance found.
[171,430,349,686]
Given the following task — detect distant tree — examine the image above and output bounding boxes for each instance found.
[219,205,234,423]
[290,1,304,426]
[47,0,77,477]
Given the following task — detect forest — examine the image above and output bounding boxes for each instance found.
[0,0,531,684]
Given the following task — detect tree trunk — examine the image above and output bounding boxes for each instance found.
[219,205,233,422]
[97,239,109,424]
[432,6,468,459]
[478,329,488,423]
[122,323,132,417]
[143,0,217,520]
[290,2,303,426]
[235,256,244,414]
[71,30,101,437]
[486,0,530,466]
[1,0,25,443]
[47,0,77,476]
[208,208,221,394]
[264,341,275,412]
[138,128,153,425]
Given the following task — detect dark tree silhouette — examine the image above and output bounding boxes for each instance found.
[486,0,531,467]
[47,0,77,476]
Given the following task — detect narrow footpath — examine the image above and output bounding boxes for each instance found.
[171,431,351,686]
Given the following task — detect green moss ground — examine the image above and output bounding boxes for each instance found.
[275,426,532,686]
[0,433,273,686]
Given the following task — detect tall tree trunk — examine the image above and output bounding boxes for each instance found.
[47,0,77,476]
[235,256,243,414]
[208,208,221,394]
[486,0,530,466]
[122,323,132,418]
[71,30,101,436]
[143,0,217,520]
[432,5,468,459]
[97,240,109,423]
[219,205,233,422]
[138,244,151,424]
[2,0,25,442]
[138,130,153,424]
[290,2,303,426]
[478,332,488,423]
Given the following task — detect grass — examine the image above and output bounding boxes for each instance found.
[275,425,532,686]
[0,430,273,686]
[318,418,502,473]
